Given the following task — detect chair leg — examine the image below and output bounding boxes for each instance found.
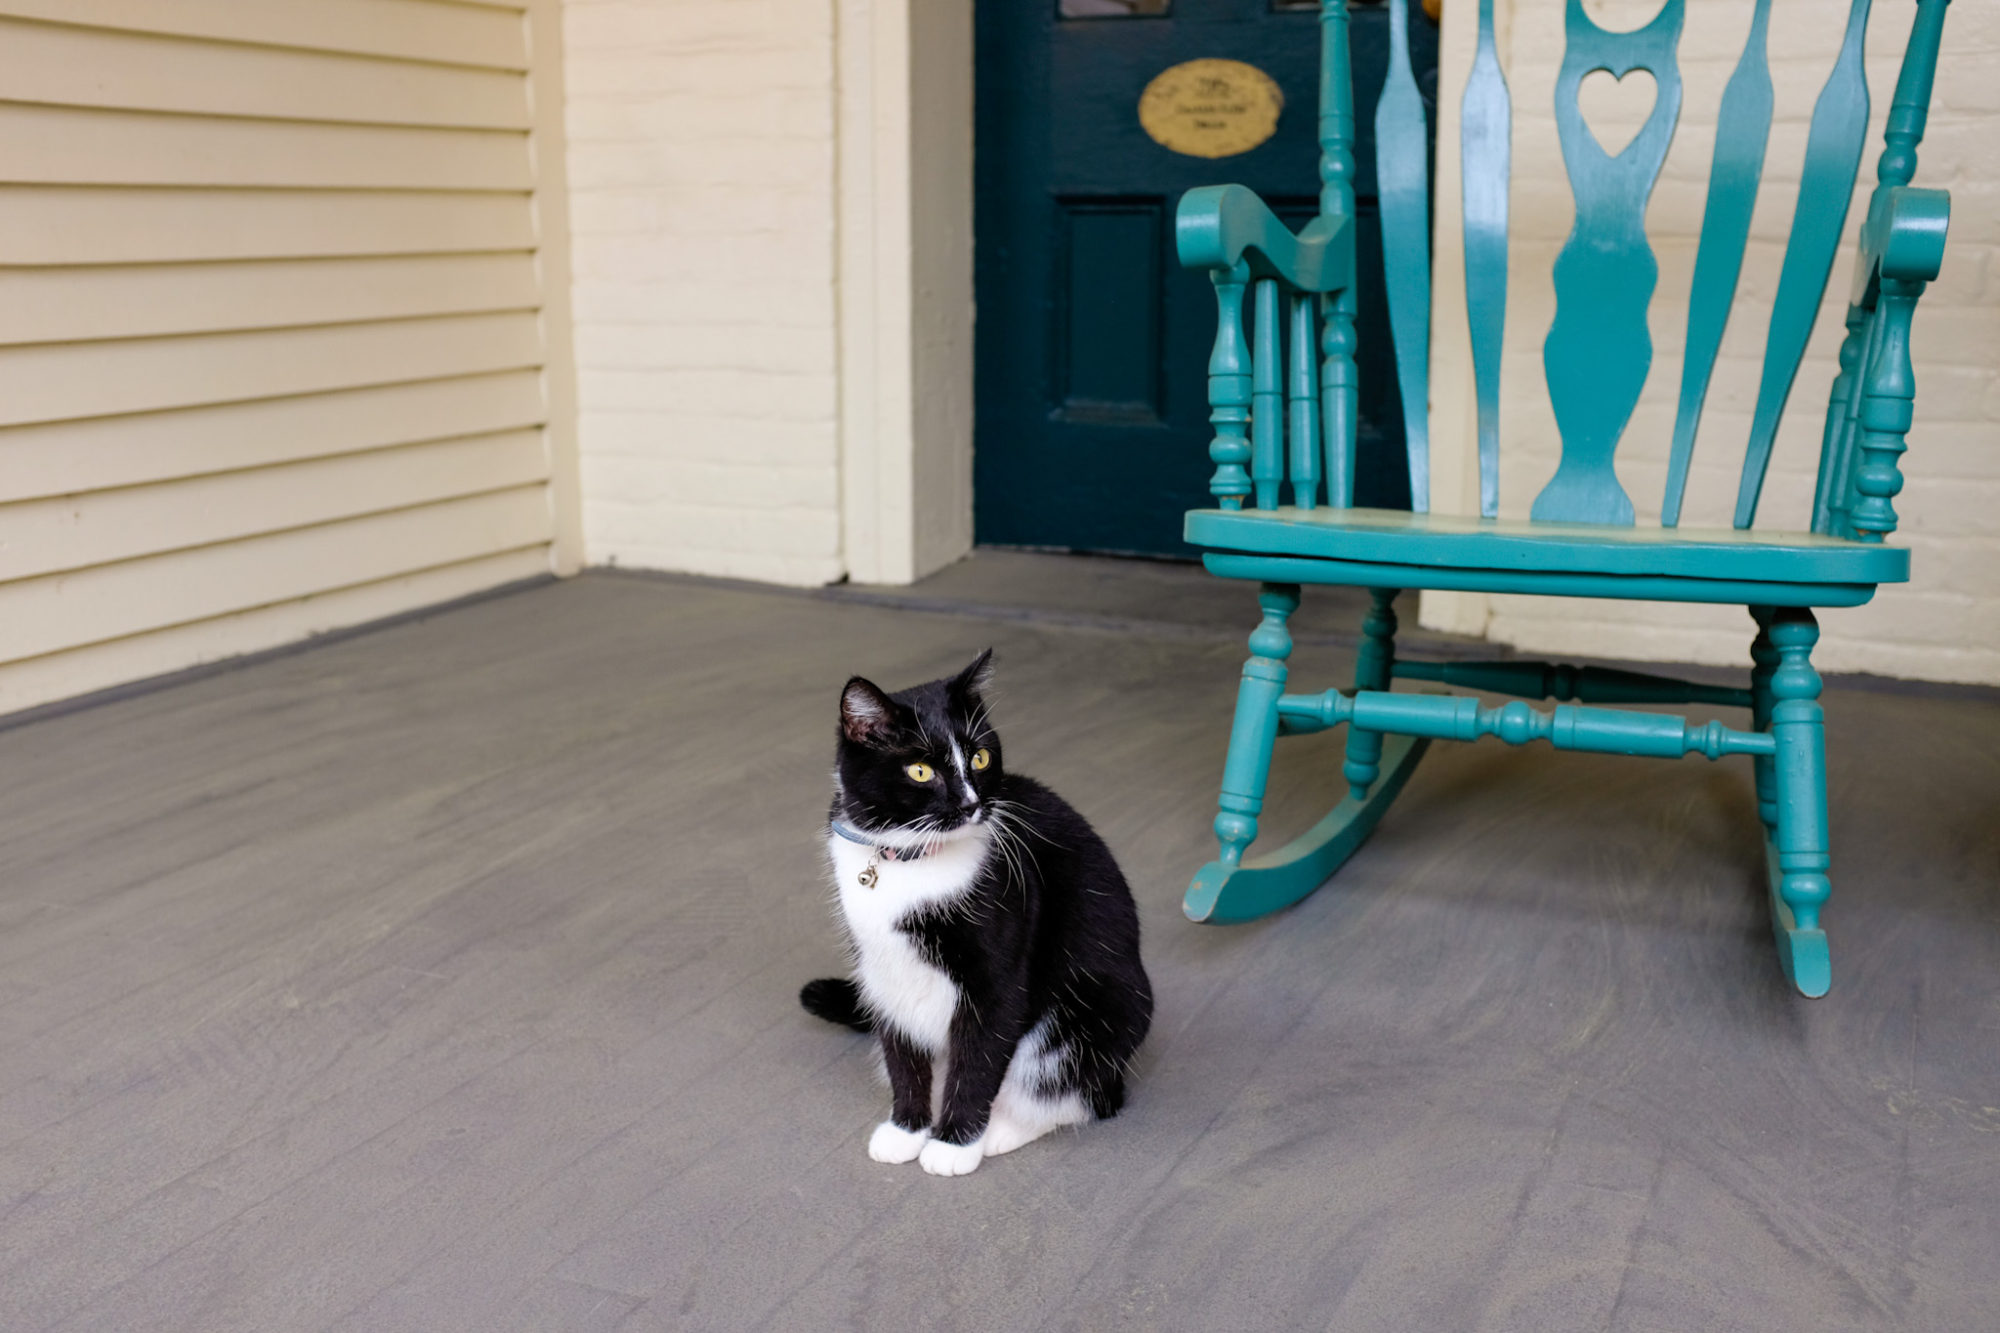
[1342,588,1399,800]
[1185,582,1429,925]
[1749,606,1780,831]
[1765,607,1832,998]
[1209,582,1300,872]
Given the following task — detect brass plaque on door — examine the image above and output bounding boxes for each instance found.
[1138,58,1283,160]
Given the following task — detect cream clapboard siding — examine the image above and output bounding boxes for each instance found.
[0,0,583,717]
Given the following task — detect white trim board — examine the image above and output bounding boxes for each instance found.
[835,0,974,586]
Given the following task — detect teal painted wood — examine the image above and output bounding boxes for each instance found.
[1183,506,1908,584]
[1392,659,1753,710]
[1320,297,1355,506]
[1209,584,1301,874]
[1375,0,1430,512]
[1849,277,1919,541]
[1275,687,1774,761]
[1205,262,1253,508]
[1184,733,1427,924]
[1825,312,1886,539]
[1461,0,1509,518]
[1861,188,1952,288]
[1812,304,1873,535]
[1287,294,1322,509]
[1532,0,1685,527]
[1768,608,1831,997]
[1863,0,1951,220]
[1822,184,1947,538]
[1175,0,1963,1003]
[1662,0,1772,528]
[1175,186,1355,294]
[1831,0,1955,538]
[1202,552,1879,610]
[1749,606,1780,829]
[1817,2,1950,535]
[1191,582,1832,997]
[1734,0,1873,529]
[1342,588,1398,800]
[1319,0,1359,509]
[1766,835,1830,998]
[1828,193,1947,540]
[1251,279,1285,511]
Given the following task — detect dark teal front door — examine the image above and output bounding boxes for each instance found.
[974,0,1437,557]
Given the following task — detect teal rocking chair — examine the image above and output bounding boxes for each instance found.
[1179,0,1954,997]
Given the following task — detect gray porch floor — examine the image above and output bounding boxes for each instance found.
[2,554,1997,1332]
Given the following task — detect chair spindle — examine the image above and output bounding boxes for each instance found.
[1319,0,1358,508]
[1813,304,1873,535]
[1663,0,1772,527]
[1734,0,1873,529]
[1848,280,1918,541]
[1375,0,1431,513]
[1872,0,1949,194]
[1251,279,1285,511]
[1460,0,1509,519]
[1206,262,1253,509]
[1288,293,1322,509]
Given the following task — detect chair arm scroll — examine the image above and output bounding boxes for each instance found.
[1176,185,1354,294]
[1852,186,1950,301]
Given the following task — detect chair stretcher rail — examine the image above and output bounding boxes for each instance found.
[1275,689,1775,760]
[1392,659,1754,709]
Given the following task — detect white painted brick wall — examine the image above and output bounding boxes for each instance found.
[561,0,845,586]
[1431,0,2000,684]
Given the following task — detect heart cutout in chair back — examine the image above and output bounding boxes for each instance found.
[1578,68,1657,158]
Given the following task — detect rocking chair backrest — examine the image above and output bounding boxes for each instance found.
[1256,0,1954,540]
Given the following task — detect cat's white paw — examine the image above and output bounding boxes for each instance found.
[918,1137,985,1177]
[980,1113,1036,1158]
[982,1087,1090,1157]
[867,1120,929,1164]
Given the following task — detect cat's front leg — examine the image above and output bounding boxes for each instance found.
[918,1006,1022,1177]
[868,1027,933,1164]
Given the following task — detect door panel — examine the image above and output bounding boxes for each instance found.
[1057,199,1164,423]
[975,0,1437,556]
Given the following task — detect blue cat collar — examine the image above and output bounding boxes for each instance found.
[829,821,938,862]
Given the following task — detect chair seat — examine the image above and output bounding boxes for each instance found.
[1186,506,1908,607]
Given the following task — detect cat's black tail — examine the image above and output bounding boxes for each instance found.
[799,977,873,1033]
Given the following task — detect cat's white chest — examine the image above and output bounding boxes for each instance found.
[828,829,989,1054]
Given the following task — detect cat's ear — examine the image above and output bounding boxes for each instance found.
[840,677,901,746]
[949,648,995,700]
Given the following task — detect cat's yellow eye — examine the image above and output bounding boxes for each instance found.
[970,748,991,771]
[905,762,934,783]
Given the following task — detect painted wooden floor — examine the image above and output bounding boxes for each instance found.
[1,556,1996,1332]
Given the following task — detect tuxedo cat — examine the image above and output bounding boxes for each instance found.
[799,650,1153,1177]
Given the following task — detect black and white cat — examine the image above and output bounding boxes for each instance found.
[799,650,1153,1177]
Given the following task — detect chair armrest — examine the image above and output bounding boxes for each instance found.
[1836,184,1948,544]
[1176,185,1354,294]
[1852,185,1950,301]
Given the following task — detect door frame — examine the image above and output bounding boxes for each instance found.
[834,0,976,585]
[831,1,1468,601]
